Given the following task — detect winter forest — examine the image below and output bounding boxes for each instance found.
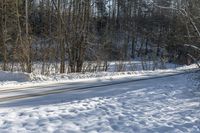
[1,0,200,132]
[0,0,200,74]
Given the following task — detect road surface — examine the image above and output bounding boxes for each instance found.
[0,69,199,106]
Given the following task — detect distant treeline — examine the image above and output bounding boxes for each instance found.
[0,0,199,73]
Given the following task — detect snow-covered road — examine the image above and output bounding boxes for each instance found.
[0,69,199,104]
[0,72,200,133]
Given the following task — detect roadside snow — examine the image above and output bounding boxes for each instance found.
[0,73,199,133]
[0,64,198,89]
[0,71,30,82]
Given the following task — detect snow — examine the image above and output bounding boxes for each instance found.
[0,61,199,133]
[0,71,30,82]
[0,72,199,133]
[0,63,198,89]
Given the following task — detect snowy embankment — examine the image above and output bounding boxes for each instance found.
[0,72,199,133]
[0,64,198,89]
[0,71,30,82]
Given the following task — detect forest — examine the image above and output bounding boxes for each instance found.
[0,0,200,74]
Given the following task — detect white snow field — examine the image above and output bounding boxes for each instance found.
[0,71,199,133]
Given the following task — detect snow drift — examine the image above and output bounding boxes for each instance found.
[0,71,30,82]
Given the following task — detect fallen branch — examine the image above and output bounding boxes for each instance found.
[187,54,200,68]
[184,44,200,52]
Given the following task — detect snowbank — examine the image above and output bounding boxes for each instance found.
[0,71,30,82]
[29,64,198,81]
[0,64,198,88]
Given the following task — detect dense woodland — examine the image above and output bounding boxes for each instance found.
[0,0,200,74]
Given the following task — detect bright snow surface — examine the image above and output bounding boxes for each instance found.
[0,64,197,89]
[0,72,199,133]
